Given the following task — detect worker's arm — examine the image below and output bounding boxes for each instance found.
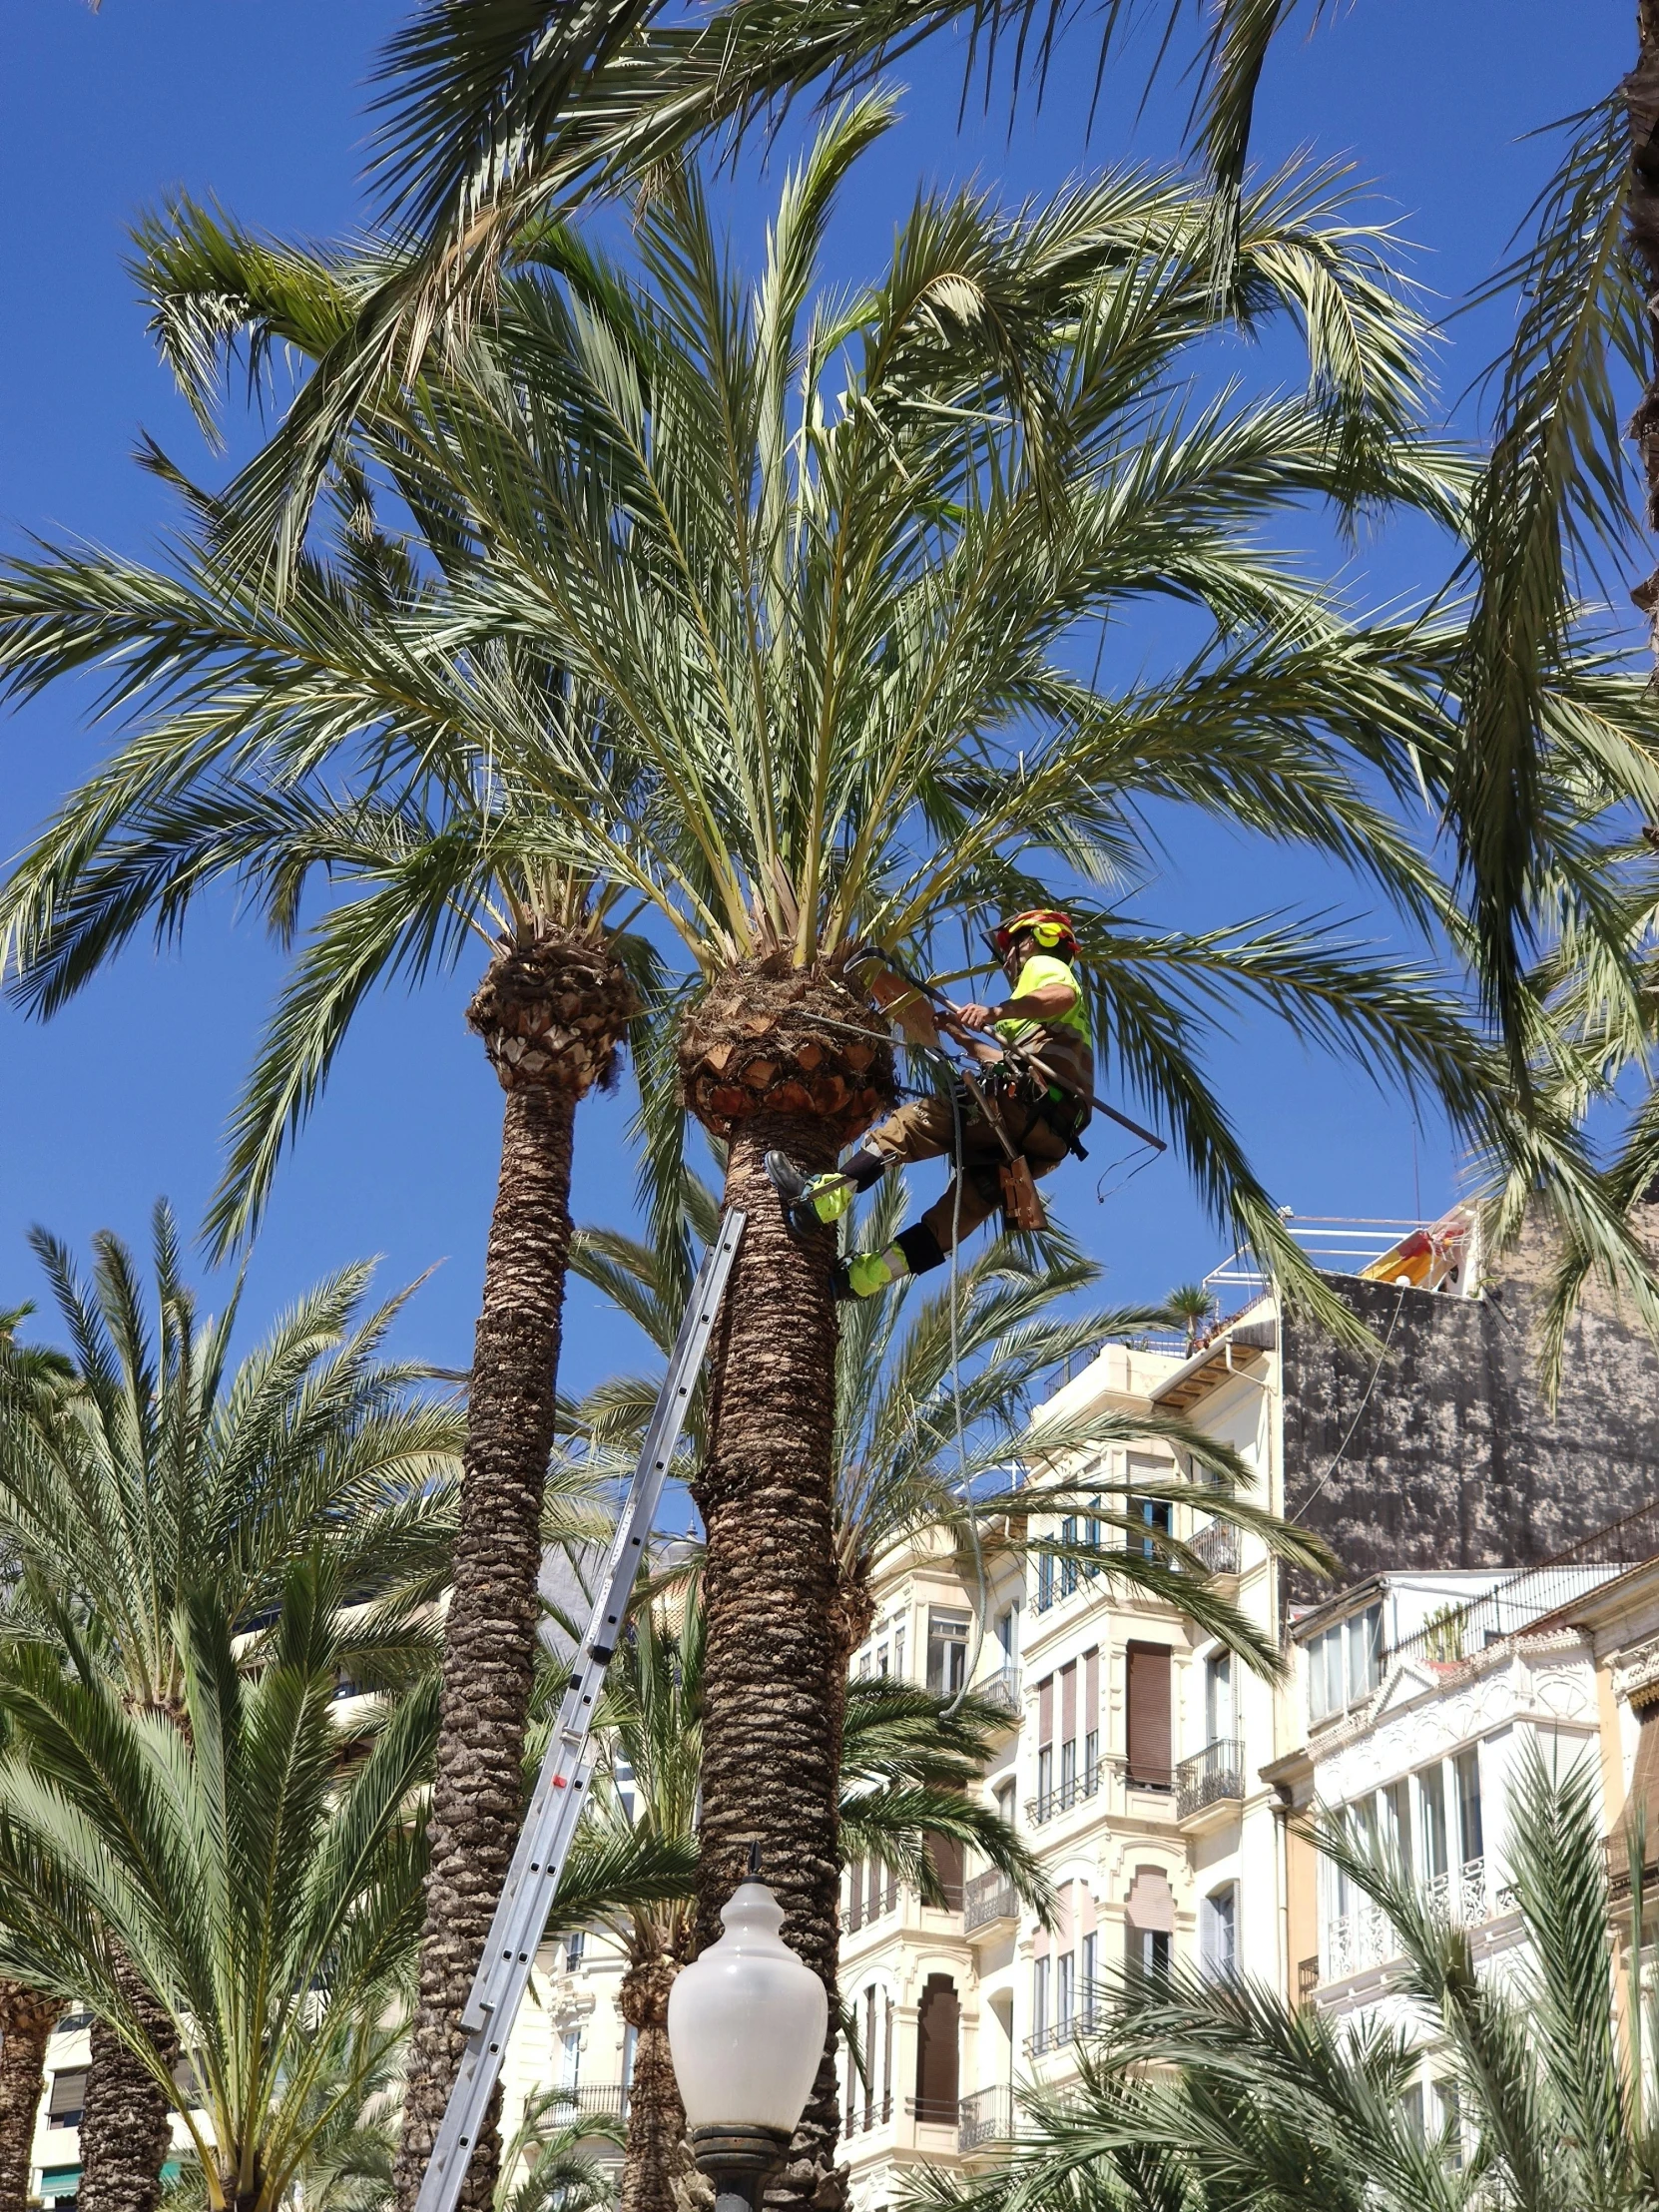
[953,978,1079,1030]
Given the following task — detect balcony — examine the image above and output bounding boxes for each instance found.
[1176,1738,1245,1825]
[1026,1760,1174,1829]
[905,2096,960,2128]
[1188,1522,1241,1576]
[1323,1857,1511,1983]
[976,1664,1022,1720]
[962,1870,1018,1937]
[1026,1764,1101,1827]
[957,2085,1014,2152]
[1023,2016,1085,2060]
[841,1874,899,1936]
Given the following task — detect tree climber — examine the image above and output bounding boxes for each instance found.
[766,909,1093,1298]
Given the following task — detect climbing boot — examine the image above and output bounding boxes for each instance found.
[765,1150,855,1236]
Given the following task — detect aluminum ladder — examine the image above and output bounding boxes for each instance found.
[414,1207,747,2212]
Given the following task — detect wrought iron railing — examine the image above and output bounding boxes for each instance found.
[906,2095,959,2126]
[1026,1764,1101,1826]
[1189,1521,1241,1575]
[957,2085,1014,2152]
[1323,1857,1512,1980]
[963,1870,1018,1933]
[1023,2020,1073,2058]
[977,1664,1022,1717]
[1176,1738,1245,1821]
[545,2083,628,2120]
[1383,1496,1659,1675]
[843,2091,892,2138]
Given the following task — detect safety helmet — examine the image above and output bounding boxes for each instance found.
[992,907,1079,960]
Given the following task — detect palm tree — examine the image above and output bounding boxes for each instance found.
[6,121,1505,2212]
[1162,1285,1213,1351]
[0,325,657,2205]
[904,1738,1653,2212]
[0,1554,437,2212]
[0,1208,462,2212]
[566,1579,1049,2212]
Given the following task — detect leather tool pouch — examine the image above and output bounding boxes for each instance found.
[999,1156,1048,1233]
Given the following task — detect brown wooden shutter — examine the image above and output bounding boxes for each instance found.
[1125,1642,1172,1785]
[926,1831,965,1909]
[1084,1647,1099,1736]
[1060,1660,1077,1751]
[914,1973,960,2115]
[845,1859,862,1933]
[1038,1672,1054,1747]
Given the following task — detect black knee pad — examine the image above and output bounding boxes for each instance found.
[844,1148,886,1192]
[895,1224,946,1277]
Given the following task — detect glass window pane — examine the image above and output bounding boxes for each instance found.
[1418,1765,1448,1880]
[1455,1748,1483,1863]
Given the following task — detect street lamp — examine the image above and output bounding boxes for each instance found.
[667,1855,829,2212]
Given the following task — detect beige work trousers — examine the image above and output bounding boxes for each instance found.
[863,1088,1075,1256]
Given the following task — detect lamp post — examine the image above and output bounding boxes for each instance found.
[667,1854,829,2212]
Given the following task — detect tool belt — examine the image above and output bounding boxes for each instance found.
[980,1052,1092,1160]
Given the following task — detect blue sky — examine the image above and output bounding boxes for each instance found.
[0,0,1635,1390]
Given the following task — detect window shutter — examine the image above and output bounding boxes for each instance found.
[1125,1642,1172,1785]
[1060,1661,1077,1749]
[1037,1672,1054,1747]
[1084,1647,1099,1735]
[914,1973,960,2112]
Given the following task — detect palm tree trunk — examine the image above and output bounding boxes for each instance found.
[618,1956,694,2212]
[691,1114,846,2212]
[78,1983,180,2212]
[392,1078,578,2212]
[0,1985,57,2212]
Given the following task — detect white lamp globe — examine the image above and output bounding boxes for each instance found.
[667,1878,828,2133]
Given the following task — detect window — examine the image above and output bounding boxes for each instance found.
[1417,1764,1448,1881]
[1128,1926,1171,1979]
[564,1931,586,1969]
[1135,1496,1172,1561]
[1080,1933,1097,2027]
[1083,1729,1099,1784]
[893,1626,905,1680]
[1084,1502,1103,1574]
[914,1974,959,2118]
[1381,1778,1411,1866]
[1201,1886,1237,1981]
[1205,1651,1235,1745]
[857,1652,871,1679]
[1037,1553,1054,1610]
[1036,1745,1053,1816]
[622,2026,638,2088]
[1056,1951,1075,2034]
[876,1643,888,1676]
[1307,1604,1382,1721]
[1032,1955,1050,2038]
[1432,2079,1463,2169]
[995,1779,1016,1827]
[47,2070,87,2128]
[995,1605,1019,1662]
[1454,1748,1483,1863]
[926,1610,969,1698]
[1400,2083,1424,2138]
[559,2028,582,2092]
[1060,1516,1079,1597]
[1060,1736,1077,1795]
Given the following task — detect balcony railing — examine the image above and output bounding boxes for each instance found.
[841,1873,899,1935]
[1026,1764,1101,1827]
[957,2085,1014,2152]
[545,2084,628,2120]
[1176,1738,1245,1821]
[1189,1522,1241,1576]
[963,1870,1018,1934]
[905,2096,960,2126]
[1023,2016,1087,2059]
[1323,1857,1512,1982]
[977,1664,1022,1717]
[844,2091,893,2138]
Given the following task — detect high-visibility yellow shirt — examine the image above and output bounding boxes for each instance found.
[992,954,1091,1062]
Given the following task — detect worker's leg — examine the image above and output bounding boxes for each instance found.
[765,1093,960,1233]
